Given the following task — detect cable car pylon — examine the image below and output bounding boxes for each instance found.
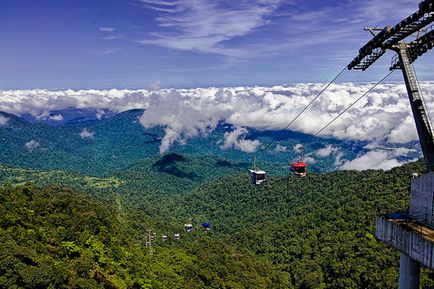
[348,1,434,288]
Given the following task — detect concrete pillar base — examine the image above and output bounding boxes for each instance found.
[399,253,420,289]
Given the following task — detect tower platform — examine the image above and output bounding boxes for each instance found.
[376,215,434,270]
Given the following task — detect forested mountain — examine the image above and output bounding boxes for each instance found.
[1,158,434,288]
[0,109,419,178]
[0,107,431,288]
[172,160,434,288]
[0,184,280,289]
[0,110,161,175]
[21,108,115,126]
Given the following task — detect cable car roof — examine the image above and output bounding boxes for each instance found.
[250,169,266,174]
[291,162,307,167]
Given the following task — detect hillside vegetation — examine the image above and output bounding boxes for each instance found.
[1,159,434,288]
[0,183,281,289]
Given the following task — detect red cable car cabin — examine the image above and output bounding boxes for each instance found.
[290,161,307,177]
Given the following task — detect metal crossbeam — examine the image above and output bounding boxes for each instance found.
[348,0,434,70]
[383,9,434,48]
[409,27,434,61]
[389,27,434,69]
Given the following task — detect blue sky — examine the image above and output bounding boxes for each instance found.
[0,0,432,89]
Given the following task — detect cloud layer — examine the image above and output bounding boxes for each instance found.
[136,0,417,60]
[0,114,8,126]
[1,82,433,161]
[340,149,417,171]
[138,0,284,57]
[79,128,95,139]
[24,140,40,152]
[220,127,261,153]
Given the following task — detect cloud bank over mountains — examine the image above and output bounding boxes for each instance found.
[1,82,433,168]
[220,127,261,154]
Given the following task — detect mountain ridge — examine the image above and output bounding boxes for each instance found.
[0,109,420,177]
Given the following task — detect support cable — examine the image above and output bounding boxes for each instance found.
[280,70,395,165]
[313,70,395,137]
[374,0,414,28]
[261,65,348,153]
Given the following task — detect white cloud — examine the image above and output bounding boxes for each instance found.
[316,144,337,157]
[0,114,8,126]
[139,0,178,7]
[35,112,64,122]
[275,144,287,152]
[138,0,284,57]
[36,111,50,120]
[273,0,415,53]
[393,147,417,156]
[293,144,304,152]
[0,88,150,117]
[340,148,418,171]
[139,90,222,153]
[148,81,162,90]
[363,142,418,156]
[96,110,105,120]
[1,81,434,153]
[49,114,64,121]
[334,151,346,167]
[220,127,261,153]
[341,151,400,171]
[79,128,95,139]
[363,142,381,150]
[314,144,347,168]
[135,0,417,59]
[24,140,40,152]
[99,27,115,32]
[388,115,418,143]
[304,156,316,164]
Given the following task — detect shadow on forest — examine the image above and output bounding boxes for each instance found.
[153,153,199,180]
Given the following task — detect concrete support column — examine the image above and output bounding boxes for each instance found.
[399,253,421,289]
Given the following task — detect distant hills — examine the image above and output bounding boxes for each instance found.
[21,108,115,126]
[0,108,419,178]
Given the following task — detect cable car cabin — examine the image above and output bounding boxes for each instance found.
[250,169,267,185]
[202,222,211,231]
[290,162,307,177]
[174,233,180,240]
[162,235,168,242]
[184,223,194,232]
